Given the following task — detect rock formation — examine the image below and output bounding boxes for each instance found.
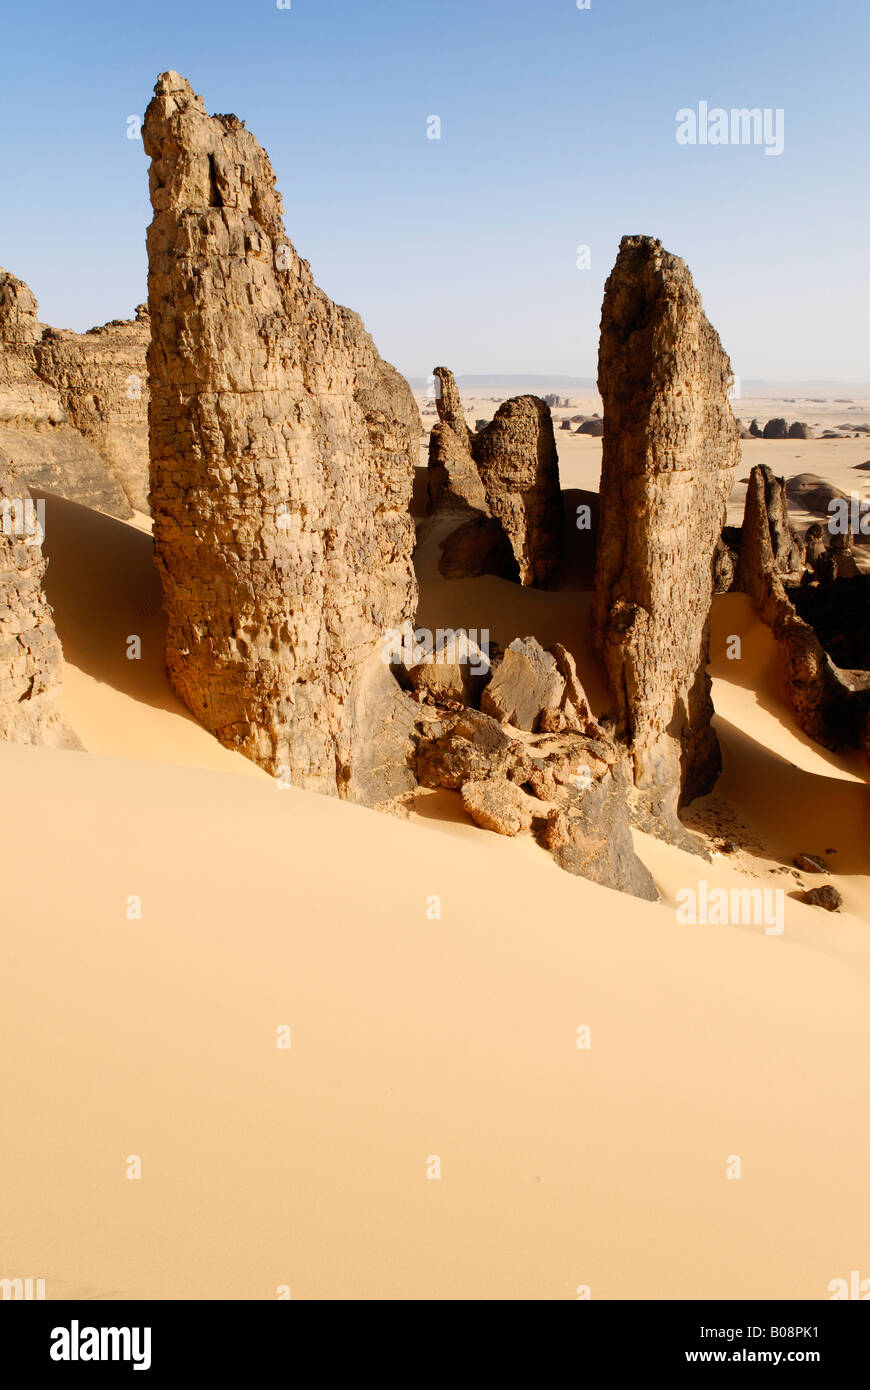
[0,455,80,747]
[416,701,657,900]
[763,417,788,440]
[737,463,870,752]
[0,268,148,517]
[737,465,805,589]
[143,71,420,801]
[427,368,562,585]
[593,236,740,836]
[427,368,489,515]
[34,307,151,513]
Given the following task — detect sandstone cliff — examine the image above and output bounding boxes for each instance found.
[34,307,151,513]
[0,268,149,517]
[593,236,740,838]
[143,71,419,801]
[0,455,80,748]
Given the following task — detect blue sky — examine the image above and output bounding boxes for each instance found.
[1,0,867,382]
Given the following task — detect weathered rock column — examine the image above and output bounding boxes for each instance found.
[426,366,562,585]
[593,236,739,832]
[0,456,80,748]
[143,71,419,799]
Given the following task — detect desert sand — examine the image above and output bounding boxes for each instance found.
[1,429,868,1298]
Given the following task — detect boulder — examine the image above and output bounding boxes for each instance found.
[417,708,534,789]
[460,777,538,836]
[481,637,565,731]
[416,699,656,899]
[793,852,828,873]
[798,885,843,912]
[407,633,491,710]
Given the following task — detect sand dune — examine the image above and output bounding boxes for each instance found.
[1,483,867,1300]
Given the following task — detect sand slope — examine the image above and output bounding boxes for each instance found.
[1,486,867,1300]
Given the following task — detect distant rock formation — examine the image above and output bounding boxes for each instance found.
[763,417,789,440]
[427,367,489,515]
[143,71,420,802]
[575,417,603,436]
[0,268,147,517]
[784,472,848,518]
[593,235,740,839]
[749,418,762,437]
[737,463,870,752]
[737,465,805,588]
[427,367,562,585]
[0,455,80,747]
[788,421,813,440]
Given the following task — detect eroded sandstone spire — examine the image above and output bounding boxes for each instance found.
[593,236,740,835]
[143,72,419,799]
[426,366,562,585]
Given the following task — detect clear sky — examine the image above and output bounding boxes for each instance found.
[1,0,867,383]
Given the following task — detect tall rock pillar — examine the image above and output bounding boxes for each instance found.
[143,72,419,800]
[593,236,739,833]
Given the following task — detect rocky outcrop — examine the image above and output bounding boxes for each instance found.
[33,308,151,513]
[143,71,419,802]
[427,367,562,585]
[474,396,562,584]
[0,455,80,748]
[417,704,657,900]
[427,368,488,515]
[737,464,870,752]
[737,465,805,590]
[0,268,147,517]
[593,236,740,838]
[788,421,813,440]
[763,417,788,440]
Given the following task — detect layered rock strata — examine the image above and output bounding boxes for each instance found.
[0,268,147,517]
